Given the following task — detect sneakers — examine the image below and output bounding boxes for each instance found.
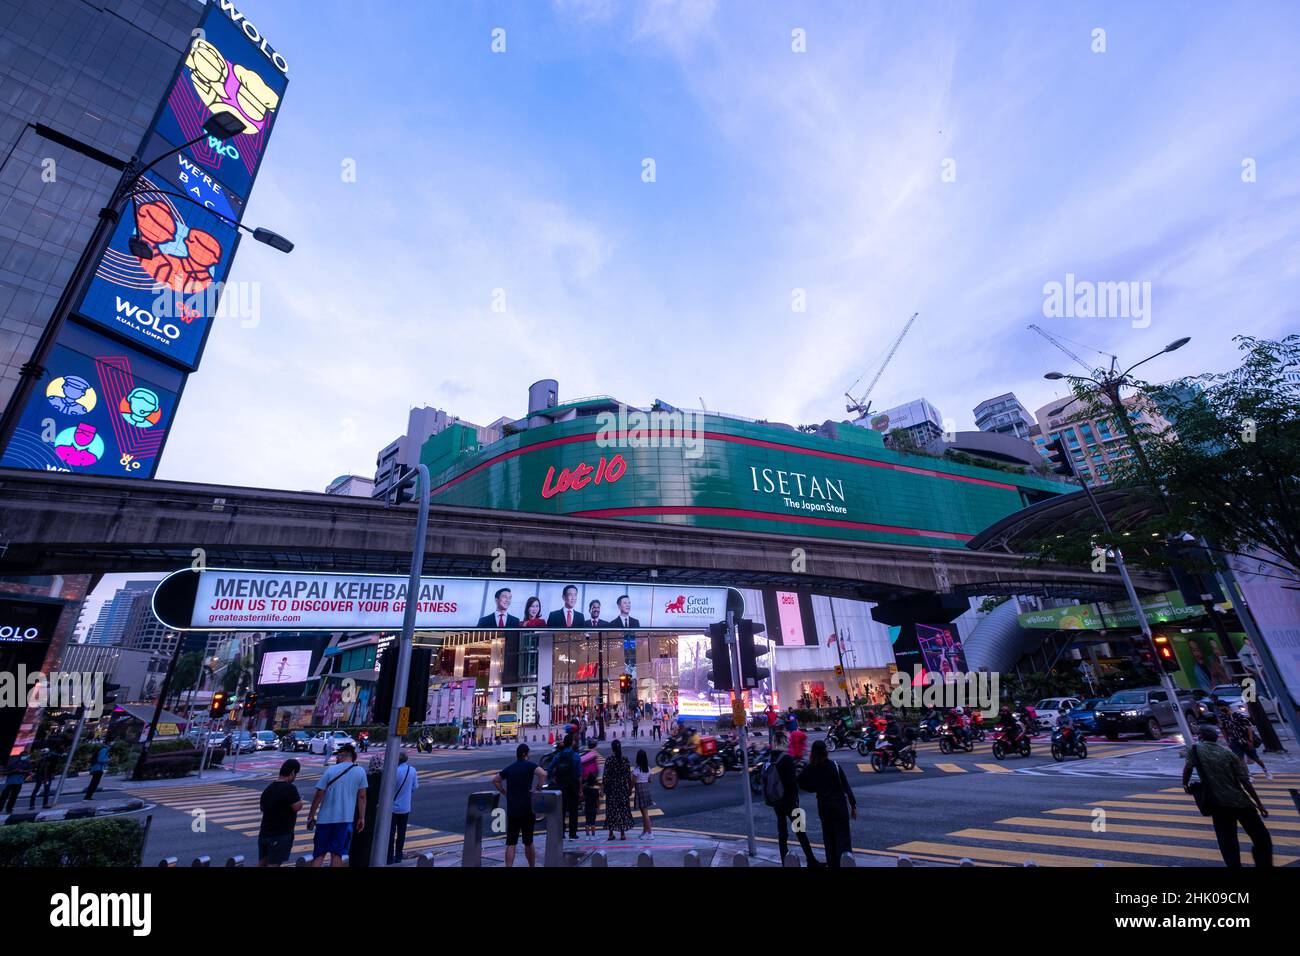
[640,831,654,841]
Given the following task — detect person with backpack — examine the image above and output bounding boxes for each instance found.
[1183,724,1273,867]
[82,742,110,799]
[798,740,857,867]
[765,746,821,867]
[549,734,581,839]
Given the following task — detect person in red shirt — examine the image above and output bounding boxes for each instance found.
[787,724,808,761]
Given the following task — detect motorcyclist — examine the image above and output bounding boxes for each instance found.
[1055,710,1077,751]
[948,707,970,744]
[881,711,908,765]
[996,705,1023,746]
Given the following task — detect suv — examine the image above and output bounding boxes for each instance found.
[280,730,312,752]
[254,730,280,751]
[1095,687,1188,740]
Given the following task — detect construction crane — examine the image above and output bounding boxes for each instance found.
[845,312,918,417]
[1027,323,1111,375]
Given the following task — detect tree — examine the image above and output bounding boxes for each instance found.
[168,651,203,708]
[1027,335,1300,584]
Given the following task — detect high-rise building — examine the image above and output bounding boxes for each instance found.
[1031,394,1174,486]
[122,590,176,672]
[856,398,947,451]
[325,474,375,497]
[372,406,503,498]
[0,0,205,410]
[85,579,157,646]
[973,392,1035,440]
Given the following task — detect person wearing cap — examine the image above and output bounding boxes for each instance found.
[307,743,367,867]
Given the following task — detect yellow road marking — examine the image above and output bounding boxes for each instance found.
[946,827,1298,865]
[974,763,1013,773]
[995,815,1300,846]
[1047,807,1300,831]
[890,840,1137,868]
[934,763,967,773]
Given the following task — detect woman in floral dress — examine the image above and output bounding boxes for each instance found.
[601,739,635,839]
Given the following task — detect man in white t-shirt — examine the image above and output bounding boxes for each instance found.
[307,743,367,867]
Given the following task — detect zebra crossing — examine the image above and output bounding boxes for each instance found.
[888,773,1300,866]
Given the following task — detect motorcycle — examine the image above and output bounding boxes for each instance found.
[655,731,693,768]
[825,724,862,753]
[991,726,1032,760]
[856,725,886,757]
[937,721,974,754]
[916,714,943,742]
[659,750,723,789]
[718,737,757,771]
[1050,725,1088,761]
[748,748,805,793]
[869,735,917,772]
[416,733,435,753]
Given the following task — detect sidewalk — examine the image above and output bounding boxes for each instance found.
[1083,724,1300,778]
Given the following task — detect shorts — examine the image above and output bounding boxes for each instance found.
[1229,740,1259,760]
[505,811,535,847]
[258,832,293,865]
[312,821,353,859]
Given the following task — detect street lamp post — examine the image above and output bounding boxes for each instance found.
[0,113,293,451]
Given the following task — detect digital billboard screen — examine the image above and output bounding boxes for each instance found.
[761,590,818,646]
[258,649,312,685]
[152,6,288,201]
[74,173,241,370]
[0,322,185,478]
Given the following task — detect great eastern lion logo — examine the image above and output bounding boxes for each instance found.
[663,596,686,613]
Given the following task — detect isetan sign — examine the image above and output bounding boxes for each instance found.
[153,568,740,633]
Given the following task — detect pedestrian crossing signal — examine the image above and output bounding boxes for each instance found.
[1152,634,1180,674]
[209,690,227,718]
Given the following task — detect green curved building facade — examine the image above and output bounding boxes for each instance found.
[421,411,1063,551]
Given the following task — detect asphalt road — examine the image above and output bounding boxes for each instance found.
[126,730,1300,867]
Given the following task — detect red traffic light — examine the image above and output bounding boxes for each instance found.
[1152,635,1180,674]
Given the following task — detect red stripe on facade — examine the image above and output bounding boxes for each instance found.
[567,505,974,542]
[427,428,1018,496]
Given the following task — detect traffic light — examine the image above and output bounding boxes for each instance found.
[1152,634,1180,673]
[209,690,227,718]
[738,619,769,687]
[706,621,733,692]
[1044,437,1074,477]
[541,685,552,705]
[619,674,631,693]
[243,691,258,711]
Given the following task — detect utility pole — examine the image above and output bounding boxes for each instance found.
[725,610,758,857]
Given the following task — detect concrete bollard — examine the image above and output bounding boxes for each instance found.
[295,856,311,867]
[782,853,801,867]
[733,852,751,867]
[1023,859,1037,867]
[959,858,975,867]
[683,850,700,867]
[840,853,857,867]
[897,854,913,867]
[462,790,501,867]
[531,789,564,868]
[636,849,654,867]
[225,855,245,867]
[158,856,178,867]
[591,850,608,867]
[191,855,211,867]
[417,852,436,867]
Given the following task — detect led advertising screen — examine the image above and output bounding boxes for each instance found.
[257,649,312,685]
[761,589,819,646]
[916,623,968,677]
[0,322,184,478]
[74,173,241,370]
[153,5,289,202]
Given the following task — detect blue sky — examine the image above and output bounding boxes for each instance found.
[159,0,1300,489]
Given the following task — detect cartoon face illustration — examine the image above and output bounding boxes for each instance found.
[45,375,96,415]
[187,38,279,137]
[53,422,104,466]
[135,201,178,248]
[120,387,162,429]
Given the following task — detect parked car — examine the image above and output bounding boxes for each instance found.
[279,730,312,752]
[1095,687,1185,740]
[308,731,357,755]
[228,731,257,754]
[205,731,230,752]
[1207,683,1281,722]
[1034,697,1082,730]
[1067,697,1109,734]
[254,730,279,751]
[495,711,519,739]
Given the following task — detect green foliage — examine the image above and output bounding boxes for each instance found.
[977,596,1010,614]
[0,817,145,867]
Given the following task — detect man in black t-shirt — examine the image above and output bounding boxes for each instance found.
[258,759,304,867]
[492,743,547,867]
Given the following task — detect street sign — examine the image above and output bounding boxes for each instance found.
[833,664,844,677]
[837,679,848,691]
[396,706,409,737]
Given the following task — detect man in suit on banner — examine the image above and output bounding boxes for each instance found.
[610,594,640,632]
[478,587,521,629]
[546,584,586,629]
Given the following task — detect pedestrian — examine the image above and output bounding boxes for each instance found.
[764,703,777,746]
[578,711,588,747]
[388,751,418,864]
[581,739,601,788]
[1183,725,1273,868]
[601,738,634,841]
[632,749,655,840]
[583,760,601,837]
[1219,703,1272,779]
[549,734,582,839]
[82,742,110,799]
[258,759,303,867]
[631,707,640,738]
[28,748,58,810]
[787,721,808,761]
[767,746,821,867]
[307,743,366,867]
[2,749,30,813]
[493,743,547,867]
[797,740,856,867]
[651,711,662,741]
